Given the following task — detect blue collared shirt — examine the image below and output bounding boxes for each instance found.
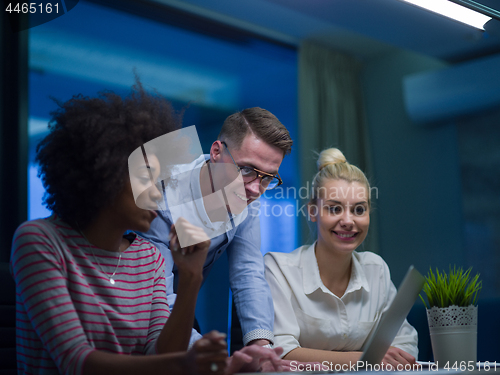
[138,155,274,347]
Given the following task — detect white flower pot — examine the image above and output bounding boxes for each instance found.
[426,305,478,367]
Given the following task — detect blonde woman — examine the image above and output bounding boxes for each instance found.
[264,148,418,368]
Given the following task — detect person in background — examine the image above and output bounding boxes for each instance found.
[140,107,293,350]
[264,148,418,368]
[10,82,284,375]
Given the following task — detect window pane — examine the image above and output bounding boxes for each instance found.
[28,1,298,261]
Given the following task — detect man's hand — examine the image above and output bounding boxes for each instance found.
[381,347,417,370]
[225,345,284,374]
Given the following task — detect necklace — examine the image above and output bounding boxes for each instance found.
[78,225,122,285]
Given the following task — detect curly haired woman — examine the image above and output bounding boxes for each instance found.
[10,81,228,375]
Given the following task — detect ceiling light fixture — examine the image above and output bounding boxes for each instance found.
[400,0,491,29]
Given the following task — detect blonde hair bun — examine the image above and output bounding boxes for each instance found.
[317,148,347,171]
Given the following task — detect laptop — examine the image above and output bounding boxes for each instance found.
[359,265,425,366]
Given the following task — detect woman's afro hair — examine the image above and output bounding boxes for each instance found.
[36,79,182,227]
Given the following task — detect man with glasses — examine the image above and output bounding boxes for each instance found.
[139,107,292,350]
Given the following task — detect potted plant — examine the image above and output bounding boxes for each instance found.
[420,266,482,367]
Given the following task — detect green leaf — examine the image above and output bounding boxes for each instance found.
[420,266,482,308]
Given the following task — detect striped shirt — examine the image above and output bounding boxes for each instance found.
[10,215,169,375]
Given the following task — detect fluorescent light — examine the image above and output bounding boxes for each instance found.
[400,0,491,29]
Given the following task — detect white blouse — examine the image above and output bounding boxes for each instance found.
[264,244,418,358]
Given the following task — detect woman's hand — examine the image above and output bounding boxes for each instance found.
[157,218,211,353]
[186,331,228,375]
[170,218,210,277]
[381,347,417,370]
[225,345,285,374]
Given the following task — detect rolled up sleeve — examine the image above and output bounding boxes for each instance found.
[227,206,274,346]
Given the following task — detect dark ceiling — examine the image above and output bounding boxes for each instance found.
[160,0,500,64]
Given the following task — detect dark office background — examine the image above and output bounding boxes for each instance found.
[2,0,500,365]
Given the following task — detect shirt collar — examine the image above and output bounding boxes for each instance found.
[346,252,371,294]
[300,243,325,295]
[300,243,371,295]
[190,155,218,229]
[190,155,244,230]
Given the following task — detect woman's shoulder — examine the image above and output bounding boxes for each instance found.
[11,216,75,271]
[264,245,310,267]
[129,233,164,261]
[14,219,46,236]
[353,251,392,282]
[13,216,68,240]
[131,233,157,249]
[353,250,387,267]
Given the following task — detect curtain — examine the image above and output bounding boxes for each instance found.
[298,41,379,254]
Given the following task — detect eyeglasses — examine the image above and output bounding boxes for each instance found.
[221,141,283,190]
